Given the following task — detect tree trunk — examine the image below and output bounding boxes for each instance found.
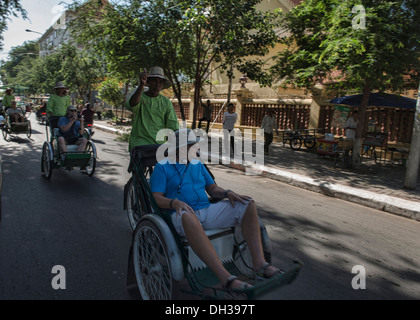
[404,82,420,189]
[352,83,371,169]
[192,79,201,130]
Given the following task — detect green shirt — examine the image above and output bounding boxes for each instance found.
[126,93,179,151]
[47,94,71,117]
[2,94,15,107]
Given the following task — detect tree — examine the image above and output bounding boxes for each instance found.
[271,0,420,167]
[0,0,27,50]
[71,0,280,127]
[0,40,39,88]
[175,0,280,128]
[98,77,125,119]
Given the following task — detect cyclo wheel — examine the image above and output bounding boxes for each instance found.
[233,220,272,278]
[290,137,302,150]
[125,178,143,230]
[132,218,177,300]
[304,138,316,149]
[26,121,32,139]
[2,127,8,141]
[85,141,96,177]
[42,142,53,179]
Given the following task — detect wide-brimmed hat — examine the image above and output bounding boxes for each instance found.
[54,82,67,89]
[67,105,77,111]
[168,129,200,153]
[147,66,172,89]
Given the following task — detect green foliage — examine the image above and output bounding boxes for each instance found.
[98,78,124,111]
[0,41,39,90]
[0,0,27,50]
[272,0,420,93]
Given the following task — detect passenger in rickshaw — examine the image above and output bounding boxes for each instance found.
[150,129,281,293]
[57,105,87,157]
[47,82,71,129]
[6,101,25,124]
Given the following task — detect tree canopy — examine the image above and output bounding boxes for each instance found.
[271,0,420,166]
[0,0,27,50]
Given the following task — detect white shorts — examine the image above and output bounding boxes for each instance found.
[171,199,252,237]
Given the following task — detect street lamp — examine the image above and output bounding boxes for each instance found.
[25,29,43,35]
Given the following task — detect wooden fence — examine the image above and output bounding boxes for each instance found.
[172,100,415,143]
[319,105,414,143]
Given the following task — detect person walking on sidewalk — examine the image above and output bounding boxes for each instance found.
[344,111,359,140]
[47,82,71,129]
[223,103,238,155]
[126,66,179,151]
[93,99,103,120]
[198,100,213,133]
[261,109,278,155]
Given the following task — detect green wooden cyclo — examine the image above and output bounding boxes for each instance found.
[41,119,97,179]
[125,144,302,300]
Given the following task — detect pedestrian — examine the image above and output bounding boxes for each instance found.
[222,103,238,154]
[344,111,359,140]
[198,99,213,133]
[47,82,71,129]
[2,88,15,112]
[150,129,281,294]
[125,66,179,151]
[261,109,278,155]
[93,99,103,120]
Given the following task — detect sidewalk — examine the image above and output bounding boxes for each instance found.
[94,120,420,222]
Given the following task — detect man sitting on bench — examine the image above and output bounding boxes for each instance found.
[58,105,87,158]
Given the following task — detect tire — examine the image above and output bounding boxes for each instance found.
[42,142,53,179]
[26,121,32,139]
[233,220,272,278]
[304,138,316,149]
[85,141,96,177]
[125,178,146,230]
[289,137,302,151]
[132,219,177,300]
[2,128,7,141]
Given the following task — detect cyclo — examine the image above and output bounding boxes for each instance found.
[125,143,302,300]
[1,105,32,141]
[41,114,97,179]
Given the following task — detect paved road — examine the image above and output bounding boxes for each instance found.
[0,114,419,300]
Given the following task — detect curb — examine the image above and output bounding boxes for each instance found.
[94,124,420,221]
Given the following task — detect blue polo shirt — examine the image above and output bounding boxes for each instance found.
[151,161,215,211]
[58,116,81,139]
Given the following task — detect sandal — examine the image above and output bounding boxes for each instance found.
[254,263,282,281]
[224,275,252,292]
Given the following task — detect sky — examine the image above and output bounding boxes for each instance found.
[0,0,66,60]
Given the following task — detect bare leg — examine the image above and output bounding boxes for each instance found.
[58,137,67,154]
[182,211,248,289]
[76,137,87,152]
[241,201,278,275]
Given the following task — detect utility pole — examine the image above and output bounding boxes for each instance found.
[404,82,420,189]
